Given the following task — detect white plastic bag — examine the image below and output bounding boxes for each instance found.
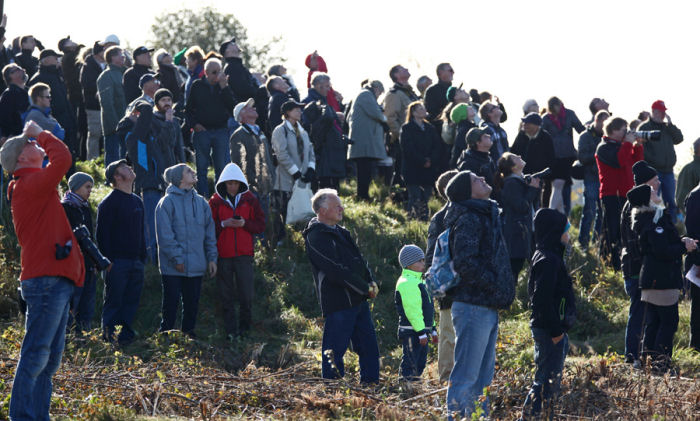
[286,180,315,224]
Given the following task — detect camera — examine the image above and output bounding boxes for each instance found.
[524,167,552,184]
[342,135,355,145]
[55,240,72,260]
[73,225,111,270]
[630,130,661,141]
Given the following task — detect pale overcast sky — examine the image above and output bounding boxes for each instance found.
[7,0,700,167]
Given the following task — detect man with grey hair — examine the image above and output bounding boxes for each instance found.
[302,189,380,383]
[416,75,432,99]
[302,72,346,190]
[185,57,235,195]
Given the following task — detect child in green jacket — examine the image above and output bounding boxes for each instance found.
[395,244,437,380]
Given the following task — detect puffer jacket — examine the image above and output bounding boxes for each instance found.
[302,217,374,316]
[632,205,685,290]
[443,190,514,310]
[156,185,217,277]
[208,164,265,258]
[529,208,576,338]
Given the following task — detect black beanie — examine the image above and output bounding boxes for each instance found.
[154,88,173,104]
[632,160,657,186]
[445,170,473,202]
[626,184,651,207]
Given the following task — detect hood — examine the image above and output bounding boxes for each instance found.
[626,184,651,207]
[215,162,249,202]
[534,208,568,251]
[302,216,339,239]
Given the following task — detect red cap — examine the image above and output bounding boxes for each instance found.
[651,100,667,111]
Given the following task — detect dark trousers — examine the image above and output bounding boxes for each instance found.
[160,275,203,334]
[510,258,526,282]
[521,328,569,419]
[400,334,428,380]
[321,301,380,383]
[217,256,254,336]
[407,184,432,221]
[270,190,292,245]
[101,259,144,343]
[69,269,97,332]
[691,281,700,352]
[354,157,375,200]
[642,301,679,366]
[319,176,341,191]
[624,277,644,362]
[600,195,624,270]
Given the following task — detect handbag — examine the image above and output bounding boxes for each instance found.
[286,180,315,224]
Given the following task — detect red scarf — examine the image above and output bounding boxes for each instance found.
[549,106,567,130]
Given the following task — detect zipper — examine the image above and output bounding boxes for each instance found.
[559,297,566,321]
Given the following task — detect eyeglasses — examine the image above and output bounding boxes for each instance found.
[41,95,51,99]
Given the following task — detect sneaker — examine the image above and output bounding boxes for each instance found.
[632,359,642,370]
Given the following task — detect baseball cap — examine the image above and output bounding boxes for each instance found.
[138,73,157,89]
[233,98,255,122]
[521,112,542,126]
[0,135,31,174]
[39,49,62,60]
[651,100,667,111]
[133,46,154,58]
[105,159,128,185]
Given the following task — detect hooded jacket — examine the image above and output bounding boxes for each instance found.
[208,164,265,258]
[443,183,514,309]
[156,184,217,277]
[529,208,576,337]
[152,111,186,168]
[596,137,644,198]
[9,131,85,286]
[120,104,168,193]
[395,268,435,338]
[632,204,685,291]
[302,217,374,316]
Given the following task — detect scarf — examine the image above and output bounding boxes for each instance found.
[62,191,89,208]
[652,201,665,224]
[549,106,567,130]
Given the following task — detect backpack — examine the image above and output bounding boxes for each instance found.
[425,227,460,298]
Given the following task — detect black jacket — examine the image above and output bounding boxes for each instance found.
[400,120,441,186]
[424,81,451,122]
[302,89,347,179]
[122,64,153,104]
[156,64,183,104]
[80,55,103,110]
[0,46,13,93]
[0,84,29,138]
[511,129,556,175]
[457,149,497,193]
[482,120,509,161]
[223,57,258,103]
[303,218,374,316]
[529,208,576,337]
[450,119,477,168]
[15,49,38,79]
[633,206,685,290]
[119,105,168,193]
[501,175,538,259]
[61,47,84,105]
[61,200,95,270]
[254,85,269,135]
[185,79,235,130]
[443,197,515,310]
[620,200,642,279]
[426,204,453,309]
[684,185,700,266]
[29,65,76,132]
[267,90,290,135]
[577,126,603,181]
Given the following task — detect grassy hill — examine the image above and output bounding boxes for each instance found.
[0,160,698,419]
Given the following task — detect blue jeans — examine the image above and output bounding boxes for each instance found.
[160,275,202,334]
[193,128,230,196]
[400,334,428,380]
[407,184,432,221]
[521,328,569,419]
[447,302,498,418]
[321,301,380,383]
[10,276,73,421]
[104,132,126,167]
[579,178,602,247]
[102,259,144,343]
[142,189,162,264]
[624,277,644,361]
[658,172,678,223]
[69,270,97,332]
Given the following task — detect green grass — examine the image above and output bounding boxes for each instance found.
[0,165,699,419]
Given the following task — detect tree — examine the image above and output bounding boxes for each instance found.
[150,6,282,72]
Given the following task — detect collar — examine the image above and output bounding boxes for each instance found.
[12,167,42,178]
[526,128,541,140]
[401,268,423,281]
[245,124,261,136]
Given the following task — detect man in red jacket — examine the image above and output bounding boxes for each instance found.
[209,163,265,339]
[1,120,85,420]
[595,117,645,270]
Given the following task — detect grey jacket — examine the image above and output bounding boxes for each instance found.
[348,88,388,160]
[97,64,127,136]
[155,185,218,277]
[270,120,316,192]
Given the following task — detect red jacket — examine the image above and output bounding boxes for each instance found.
[209,191,265,258]
[8,131,85,286]
[596,137,644,198]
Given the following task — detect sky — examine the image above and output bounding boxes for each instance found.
[6,0,700,168]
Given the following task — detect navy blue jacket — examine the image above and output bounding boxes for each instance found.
[96,189,147,262]
[29,65,76,133]
[0,84,29,137]
[400,121,441,186]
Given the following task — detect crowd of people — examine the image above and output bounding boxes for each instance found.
[1,16,700,420]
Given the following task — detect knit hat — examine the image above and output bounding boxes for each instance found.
[398,244,425,268]
[154,88,172,104]
[0,135,30,174]
[163,163,189,186]
[172,47,188,66]
[626,184,651,207]
[450,103,469,125]
[445,170,474,202]
[92,41,104,56]
[68,172,94,192]
[632,160,658,185]
[446,86,457,102]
